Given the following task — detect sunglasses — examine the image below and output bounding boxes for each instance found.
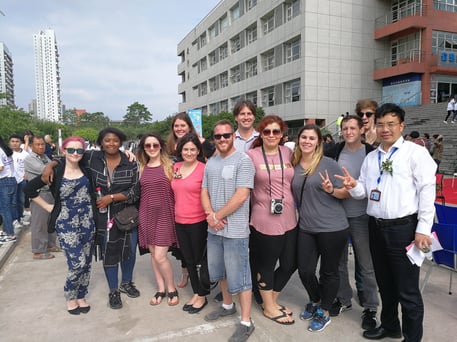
[357,111,374,118]
[144,143,160,149]
[262,128,282,136]
[213,133,233,140]
[65,148,84,155]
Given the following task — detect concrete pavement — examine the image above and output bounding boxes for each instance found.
[0,226,456,342]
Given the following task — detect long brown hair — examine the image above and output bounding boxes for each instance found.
[292,124,323,176]
[250,114,288,149]
[166,112,197,156]
[137,132,173,181]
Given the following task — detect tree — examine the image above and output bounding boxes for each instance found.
[79,111,110,128]
[0,105,34,138]
[62,109,78,126]
[123,102,152,125]
[73,127,99,143]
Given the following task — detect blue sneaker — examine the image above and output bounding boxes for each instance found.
[299,302,319,321]
[308,309,331,332]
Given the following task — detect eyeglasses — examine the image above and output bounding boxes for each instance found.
[65,148,84,155]
[375,122,401,129]
[357,111,374,118]
[144,143,160,149]
[213,133,233,140]
[262,128,282,136]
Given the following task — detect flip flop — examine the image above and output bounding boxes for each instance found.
[167,290,179,306]
[33,253,55,260]
[149,292,166,306]
[264,311,295,325]
[279,304,293,316]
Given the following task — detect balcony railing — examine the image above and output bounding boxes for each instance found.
[374,49,424,70]
[375,2,425,28]
[434,0,457,13]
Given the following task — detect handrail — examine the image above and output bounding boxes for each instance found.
[375,2,425,28]
[374,50,425,70]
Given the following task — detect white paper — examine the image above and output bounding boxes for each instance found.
[406,232,443,266]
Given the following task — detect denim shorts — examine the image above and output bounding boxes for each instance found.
[207,233,252,294]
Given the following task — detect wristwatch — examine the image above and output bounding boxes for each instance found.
[110,194,114,202]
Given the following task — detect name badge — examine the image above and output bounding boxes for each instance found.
[370,189,381,202]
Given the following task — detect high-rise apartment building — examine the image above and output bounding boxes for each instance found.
[177,0,457,127]
[0,42,14,107]
[33,29,62,122]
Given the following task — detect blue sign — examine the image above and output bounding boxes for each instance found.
[382,73,421,106]
[440,51,457,66]
[188,109,203,137]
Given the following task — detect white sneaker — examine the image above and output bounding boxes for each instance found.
[452,121,455,124]
[13,220,23,229]
[444,120,448,124]
[21,219,30,226]
[23,211,31,217]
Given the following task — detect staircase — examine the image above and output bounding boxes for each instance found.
[404,102,457,175]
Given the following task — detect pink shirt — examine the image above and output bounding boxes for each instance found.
[171,161,206,224]
[246,146,297,235]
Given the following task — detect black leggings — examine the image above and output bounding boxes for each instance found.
[297,228,349,311]
[250,226,297,292]
[175,221,210,296]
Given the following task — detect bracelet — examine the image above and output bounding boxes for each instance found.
[213,213,219,224]
[329,187,335,195]
[110,194,115,202]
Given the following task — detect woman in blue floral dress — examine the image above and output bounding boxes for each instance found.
[25,136,96,315]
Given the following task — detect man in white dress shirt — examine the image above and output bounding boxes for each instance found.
[337,103,436,342]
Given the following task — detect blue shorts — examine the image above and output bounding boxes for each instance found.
[207,233,252,294]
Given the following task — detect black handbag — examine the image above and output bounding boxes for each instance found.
[114,206,139,232]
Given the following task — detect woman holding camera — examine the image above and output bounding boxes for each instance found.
[246,115,297,325]
[291,124,349,332]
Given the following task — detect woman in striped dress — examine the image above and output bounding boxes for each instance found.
[137,133,179,306]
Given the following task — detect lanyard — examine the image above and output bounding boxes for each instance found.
[261,146,284,199]
[376,147,398,186]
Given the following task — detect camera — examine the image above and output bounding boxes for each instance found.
[270,199,283,215]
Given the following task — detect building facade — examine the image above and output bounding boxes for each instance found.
[177,0,457,129]
[33,29,62,122]
[0,42,14,107]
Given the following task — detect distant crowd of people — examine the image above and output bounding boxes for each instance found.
[0,98,438,342]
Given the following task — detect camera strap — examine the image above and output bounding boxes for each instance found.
[261,146,284,200]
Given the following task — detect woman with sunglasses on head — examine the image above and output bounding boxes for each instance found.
[171,133,211,314]
[246,115,297,325]
[292,124,350,332]
[137,133,179,307]
[24,137,96,315]
[355,99,379,147]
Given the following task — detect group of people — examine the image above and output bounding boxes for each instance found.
[1,98,436,342]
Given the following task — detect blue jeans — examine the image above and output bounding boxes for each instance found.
[104,228,138,291]
[15,180,26,221]
[336,214,379,310]
[207,233,252,294]
[0,177,18,236]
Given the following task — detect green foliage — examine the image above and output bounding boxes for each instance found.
[0,105,34,138]
[79,111,110,128]
[72,127,99,143]
[123,102,152,125]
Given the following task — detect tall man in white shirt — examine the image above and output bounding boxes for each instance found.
[337,103,436,342]
[233,100,259,153]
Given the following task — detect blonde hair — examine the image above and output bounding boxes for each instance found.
[292,124,324,176]
[137,133,173,181]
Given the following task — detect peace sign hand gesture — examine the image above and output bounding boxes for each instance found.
[319,170,334,194]
[334,166,357,190]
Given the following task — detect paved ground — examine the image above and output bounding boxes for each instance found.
[0,226,456,342]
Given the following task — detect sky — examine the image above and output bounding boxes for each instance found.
[0,0,220,121]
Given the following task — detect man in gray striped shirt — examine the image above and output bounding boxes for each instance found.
[201,119,255,342]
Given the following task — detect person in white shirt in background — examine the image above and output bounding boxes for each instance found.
[9,134,30,228]
[233,100,259,152]
[337,103,436,342]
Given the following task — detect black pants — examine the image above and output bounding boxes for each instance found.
[369,216,423,342]
[297,228,349,311]
[175,221,210,296]
[249,227,297,292]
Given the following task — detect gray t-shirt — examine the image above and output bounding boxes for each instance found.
[338,147,368,217]
[202,150,255,238]
[292,156,348,233]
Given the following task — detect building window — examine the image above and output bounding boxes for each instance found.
[209,103,219,114]
[262,12,275,34]
[390,33,420,65]
[231,4,240,21]
[219,43,228,60]
[209,51,217,66]
[220,100,228,112]
[246,0,257,11]
[262,86,275,107]
[245,58,258,79]
[231,65,241,83]
[432,30,457,54]
[284,79,300,103]
[246,25,257,45]
[209,77,218,92]
[209,25,217,39]
[200,57,207,72]
[262,49,275,71]
[199,82,207,97]
[199,33,207,48]
[219,14,228,32]
[285,37,301,63]
[246,91,258,106]
[231,96,242,108]
[220,72,228,88]
[231,35,241,53]
[286,0,300,21]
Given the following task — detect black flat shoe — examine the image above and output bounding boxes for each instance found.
[188,298,208,314]
[67,307,80,315]
[79,306,91,314]
[183,303,193,312]
[363,327,402,340]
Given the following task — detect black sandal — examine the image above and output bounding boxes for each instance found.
[149,292,166,306]
[167,290,179,306]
